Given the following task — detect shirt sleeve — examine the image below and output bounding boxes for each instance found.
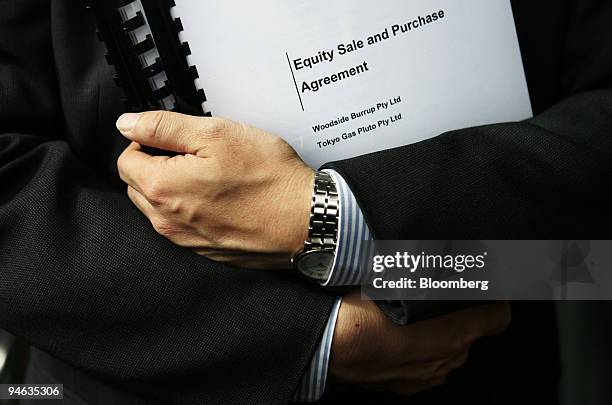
[322,169,375,287]
[294,170,371,401]
[292,298,341,402]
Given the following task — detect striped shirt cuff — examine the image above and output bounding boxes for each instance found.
[322,169,374,287]
[294,169,372,401]
[293,298,341,402]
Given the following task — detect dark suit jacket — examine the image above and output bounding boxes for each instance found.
[0,2,334,404]
[0,0,610,404]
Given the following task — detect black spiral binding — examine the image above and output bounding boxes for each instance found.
[87,0,209,116]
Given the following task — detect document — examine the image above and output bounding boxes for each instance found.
[171,0,532,167]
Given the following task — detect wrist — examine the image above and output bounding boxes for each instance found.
[291,170,339,280]
[329,292,371,382]
[287,166,316,258]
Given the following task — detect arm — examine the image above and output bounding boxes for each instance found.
[323,171,483,325]
[0,3,334,404]
[114,109,513,400]
[293,299,341,402]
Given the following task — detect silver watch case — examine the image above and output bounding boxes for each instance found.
[293,249,335,281]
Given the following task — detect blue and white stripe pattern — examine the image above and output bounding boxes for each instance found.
[293,298,341,402]
[294,170,374,402]
[323,169,375,287]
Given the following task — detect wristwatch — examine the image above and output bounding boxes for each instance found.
[292,171,339,281]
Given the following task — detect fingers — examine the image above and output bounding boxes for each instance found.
[427,349,470,379]
[391,301,511,365]
[398,349,470,384]
[116,111,234,155]
[117,142,176,203]
[127,185,181,240]
[117,142,156,194]
[127,185,155,218]
[331,293,485,398]
[364,349,470,397]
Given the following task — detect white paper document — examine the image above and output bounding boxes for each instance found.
[171,0,532,168]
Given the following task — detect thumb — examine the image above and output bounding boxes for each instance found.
[116,111,224,154]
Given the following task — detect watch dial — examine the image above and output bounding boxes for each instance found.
[298,251,334,280]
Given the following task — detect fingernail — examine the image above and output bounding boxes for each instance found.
[116,113,141,133]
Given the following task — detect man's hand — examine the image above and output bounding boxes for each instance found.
[331,293,511,396]
[116,111,314,269]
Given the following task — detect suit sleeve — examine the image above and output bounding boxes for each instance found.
[0,2,334,404]
[324,2,612,242]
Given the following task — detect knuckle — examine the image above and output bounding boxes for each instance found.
[143,176,168,205]
[140,110,168,140]
[167,198,184,215]
[150,217,175,237]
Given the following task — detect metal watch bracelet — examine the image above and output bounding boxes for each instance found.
[292,171,339,279]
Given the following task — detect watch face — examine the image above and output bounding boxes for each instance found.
[296,251,335,280]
